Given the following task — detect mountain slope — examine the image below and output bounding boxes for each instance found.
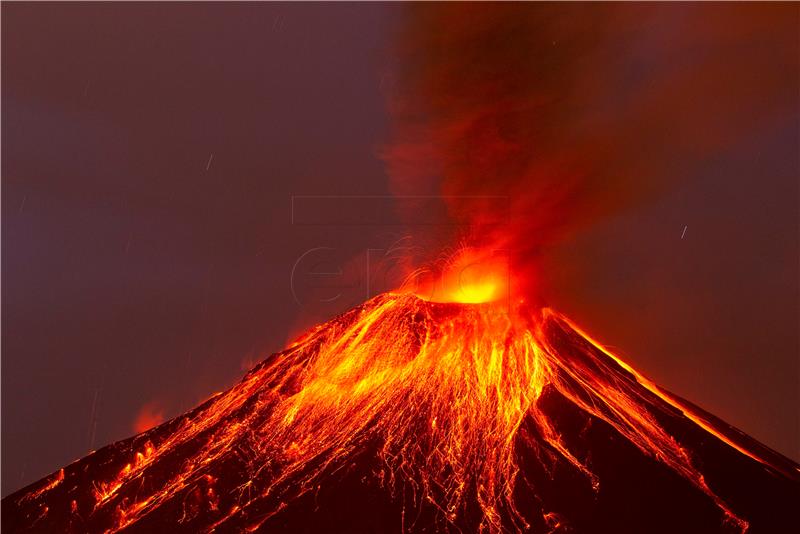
[3,293,798,533]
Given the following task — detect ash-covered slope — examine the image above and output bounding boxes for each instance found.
[3,294,798,533]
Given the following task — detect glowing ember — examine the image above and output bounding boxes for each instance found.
[6,292,796,533]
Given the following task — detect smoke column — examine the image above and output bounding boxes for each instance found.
[383,3,796,297]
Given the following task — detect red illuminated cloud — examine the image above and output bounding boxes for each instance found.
[132,401,165,434]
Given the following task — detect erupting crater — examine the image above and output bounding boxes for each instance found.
[410,248,511,304]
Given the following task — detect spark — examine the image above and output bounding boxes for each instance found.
[205,154,214,171]
[681,225,688,239]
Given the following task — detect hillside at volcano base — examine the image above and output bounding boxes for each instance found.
[3,293,798,533]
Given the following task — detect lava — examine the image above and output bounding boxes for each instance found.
[5,291,797,533]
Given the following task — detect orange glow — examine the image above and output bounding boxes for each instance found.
[20,292,782,532]
[445,269,503,303]
[409,247,510,304]
[132,402,165,434]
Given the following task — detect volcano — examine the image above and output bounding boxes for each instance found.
[3,293,798,533]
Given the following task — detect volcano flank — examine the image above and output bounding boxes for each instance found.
[3,293,798,533]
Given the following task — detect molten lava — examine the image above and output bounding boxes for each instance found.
[4,293,798,533]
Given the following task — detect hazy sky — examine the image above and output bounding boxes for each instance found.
[2,3,797,495]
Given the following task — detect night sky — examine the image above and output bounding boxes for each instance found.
[2,3,797,496]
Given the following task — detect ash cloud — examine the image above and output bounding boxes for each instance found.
[383,3,797,292]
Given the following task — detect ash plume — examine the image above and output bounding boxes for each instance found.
[383,3,796,291]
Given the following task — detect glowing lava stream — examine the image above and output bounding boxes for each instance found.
[19,292,783,533]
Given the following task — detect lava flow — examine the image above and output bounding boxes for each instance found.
[3,289,798,533]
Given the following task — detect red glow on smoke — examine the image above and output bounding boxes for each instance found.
[132,402,165,434]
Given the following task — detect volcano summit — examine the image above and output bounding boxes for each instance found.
[3,293,798,533]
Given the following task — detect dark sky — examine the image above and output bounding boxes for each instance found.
[2,3,797,496]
